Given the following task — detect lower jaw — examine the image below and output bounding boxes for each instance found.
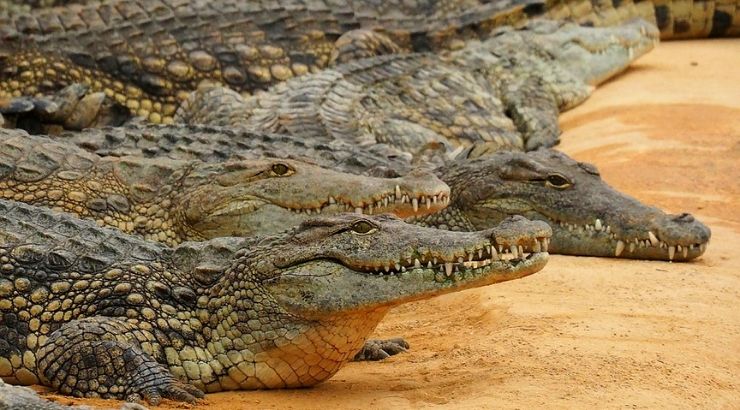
[548,232,707,262]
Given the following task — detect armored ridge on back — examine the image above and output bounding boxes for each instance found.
[174,18,660,153]
[0,198,551,403]
[0,128,450,245]
[1,0,738,125]
[20,123,711,262]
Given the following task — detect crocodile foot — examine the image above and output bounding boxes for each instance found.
[37,317,204,405]
[353,337,410,361]
[0,83,129,133]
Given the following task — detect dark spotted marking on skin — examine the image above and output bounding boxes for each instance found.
[654,5,671,31]
[710,10,732,37]
[674,20,691,34]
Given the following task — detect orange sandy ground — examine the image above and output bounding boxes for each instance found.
[37,40,740,409]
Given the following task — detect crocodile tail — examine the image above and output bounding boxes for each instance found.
[534,0,740,39]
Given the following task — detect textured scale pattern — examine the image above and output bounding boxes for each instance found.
[52,123,418,176]
[2,0,736,124]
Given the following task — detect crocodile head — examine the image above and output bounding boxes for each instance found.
[427,149,710,261]
[180,158,450,239]
[523,18,660,88]
[211,213,549,388]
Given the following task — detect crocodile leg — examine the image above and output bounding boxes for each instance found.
[0,83,129,133]
[36,316,204,404]
[331,29,406,64]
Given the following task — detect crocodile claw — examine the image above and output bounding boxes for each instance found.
[126,377,204,405]
[353,337,410,361]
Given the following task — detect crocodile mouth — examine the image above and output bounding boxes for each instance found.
[278,186,451,217]
[550,217,709,261]
[351,235,550,280]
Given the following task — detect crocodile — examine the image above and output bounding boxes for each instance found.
[0,198,551,403]
[0,128,450,246]
[173,18,660,153]
[1,0,737,124]
[410,150,711,261]
[17,123,712,262]
[2,17,662,150]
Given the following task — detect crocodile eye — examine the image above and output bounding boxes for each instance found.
[350,220,376,234]
[271,163,291,176]
[545,174,571,189]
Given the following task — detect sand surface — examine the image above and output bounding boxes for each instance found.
[37,40,740,409]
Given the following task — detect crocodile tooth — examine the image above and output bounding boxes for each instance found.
[426,197,432,210]
[467,253,473,262]
[700,243,706,253]
[594,219,602,231]
[677,245,682,252]
[384,197,389,207]
[648,231,659,246]
[328,196,336,204]
[428,261,433,268]
[433,257,438,265]
[414,259,421,268]
[401,266,406,272]
[457,257,464,264]
[487,245,492,256]
[433,195,438,204]
[478,249,483,259]
[384,265,390,273]
[395,185,401,199]
[629,242,636,253]
[395,263,401,271]
[606,226,611,233]
[668,246,675,261]
[532,241,541,253]
[412,198,419,212]
[615,240,625,257]
[518,245,524,256]
[355,207,363,214]
[682,247,688,258]
[509,245,518,259]
[315,207,321,214]
[498,244,503,253]
[491,247,500,260]
[402,195,408,204]
[368,204,373,214]
[444,262,453,276]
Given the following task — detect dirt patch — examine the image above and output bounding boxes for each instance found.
[37,40,740,409]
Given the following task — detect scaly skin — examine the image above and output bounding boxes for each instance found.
[0,199,551,404]
[25,124,712,262]
[1,0,737,124]
[0,128,450,245]
[175,19,659,153]
[1,121,418,177]
[0,379,78,409]
[410,150,711,261]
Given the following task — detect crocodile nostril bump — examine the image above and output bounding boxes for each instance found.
[671,213,694,223]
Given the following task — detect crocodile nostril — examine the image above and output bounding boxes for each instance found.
[671,213,695,223]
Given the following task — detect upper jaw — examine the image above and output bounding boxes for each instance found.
[344,217,552,279]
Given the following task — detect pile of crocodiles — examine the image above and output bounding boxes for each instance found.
[0,0,733,407]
